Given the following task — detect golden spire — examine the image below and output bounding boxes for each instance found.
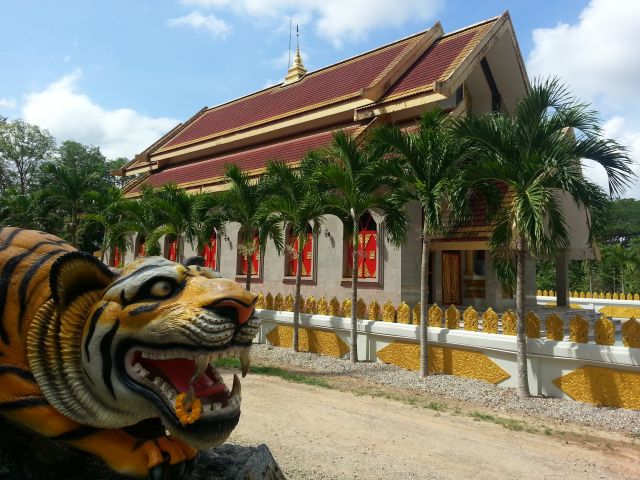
[284,25,307,85]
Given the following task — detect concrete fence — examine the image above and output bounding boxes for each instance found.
[254,306,640,411]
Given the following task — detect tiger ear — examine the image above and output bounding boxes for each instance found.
[50,251,117,310]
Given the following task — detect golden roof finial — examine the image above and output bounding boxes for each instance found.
[284,24,307,85]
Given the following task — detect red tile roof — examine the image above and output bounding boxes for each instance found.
[160,39,416,150]
[381,20,495,102]
[138,124,362,191]
[156,18,497,153]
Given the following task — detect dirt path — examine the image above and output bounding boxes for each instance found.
[227,373,640,480]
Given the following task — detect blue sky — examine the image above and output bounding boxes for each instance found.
[1,0,638,196]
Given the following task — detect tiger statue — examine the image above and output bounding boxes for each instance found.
[0,227,259,479]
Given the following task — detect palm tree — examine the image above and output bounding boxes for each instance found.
[374,109,470,377]
[455,77,633,397]
[259,160,325,352]
[192,191,227,257]
[40,160,101,246]
[83,187,129,264]
[219,164,283,290]
[308,131,408,363]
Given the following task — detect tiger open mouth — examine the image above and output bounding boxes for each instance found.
[123,346,250,424]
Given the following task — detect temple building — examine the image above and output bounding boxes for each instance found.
[117,12,595,310]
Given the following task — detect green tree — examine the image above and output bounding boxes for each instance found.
[40,141,106,247]
[374,109,470,377]
[0,119,56,194]
[455,77,633,397]
[218,165,283,290]
[83,187,130,263]
[308,131,408,363]
[259,160,325,352]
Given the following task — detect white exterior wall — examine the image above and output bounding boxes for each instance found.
[256,310,639,399]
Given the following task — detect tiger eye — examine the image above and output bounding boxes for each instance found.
[149,280,172,298]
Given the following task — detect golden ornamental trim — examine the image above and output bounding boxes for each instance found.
[622,317,640,348]
[502,310,516,336]
[545,314,564,341]
[445,305,460,329]
[397,302,410,324]
[428,303,442,328]
[463,306,479,331]
[317,296,329,315]
[255,291,265,309]
[368,299,380,321]
[482,307,498,334]
[569,315,588,343]
[526,311,540,338]
[594,315,615,346]
[382,300,396,323]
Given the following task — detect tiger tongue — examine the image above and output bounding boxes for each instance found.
[139,357,226,397]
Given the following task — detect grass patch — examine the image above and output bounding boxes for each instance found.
[469,411,537,433]
[426,401,447,412]
[214,357,240,368]
[214,358,331,389]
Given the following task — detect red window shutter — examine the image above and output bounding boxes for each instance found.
[302,233,312,277]
[288,236,299,276]
[202,232,217,269]
[113,246,121,268]
[168,240,177,262]
[346,226,377,279]
[138,242,145,257]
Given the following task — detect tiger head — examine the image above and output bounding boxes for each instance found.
[27,252,259,449]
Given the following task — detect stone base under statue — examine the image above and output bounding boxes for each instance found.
[0,419,286,480]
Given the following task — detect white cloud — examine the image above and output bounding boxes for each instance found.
[167,11,232,39]
[180,0,443,46]
[0,98,16,109]
[527,0,640,198]
[21,69,178,159]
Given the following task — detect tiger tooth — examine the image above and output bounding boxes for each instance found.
[191,356,209,383]
[240,349,250,378]
[231,373,241,399]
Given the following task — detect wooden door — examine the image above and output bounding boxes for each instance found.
[442,251,461,304]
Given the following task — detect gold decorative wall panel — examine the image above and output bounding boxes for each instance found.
[595,316,615,346]
[546,314,564,341]
[376,342,510,384]
[599,306,640,319]
[482,307,498,334]
[266,326,349,357]
[569,316,588,343]
[622,318,640,347]
[553,366,640,410]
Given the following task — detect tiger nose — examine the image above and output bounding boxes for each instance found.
[207,296,257,325]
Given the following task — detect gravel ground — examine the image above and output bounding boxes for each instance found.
[250,343,640,437]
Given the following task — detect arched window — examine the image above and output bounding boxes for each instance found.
[286,224,313,277]
[135,234,146,257]
[237,230,259,275]
[346,212,377,279]
[202,230,218,270]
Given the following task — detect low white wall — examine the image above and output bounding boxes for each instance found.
[256,309,639,401]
